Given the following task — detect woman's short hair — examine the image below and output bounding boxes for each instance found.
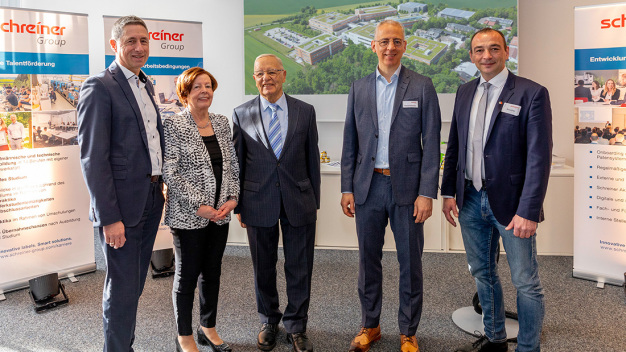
[176,67,218,106]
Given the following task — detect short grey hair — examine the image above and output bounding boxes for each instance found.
[375,20,405,40]
[111,15,148,42]
[255,54,284,69]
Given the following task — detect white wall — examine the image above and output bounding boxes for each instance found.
[20,0,624,163]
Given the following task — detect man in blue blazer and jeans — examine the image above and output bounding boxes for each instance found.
[441,28,552,352]
[78,15,165,352]
[341,20,441,352]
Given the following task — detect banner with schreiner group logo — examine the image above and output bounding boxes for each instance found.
[574,3,626,286]
[0,7,95,293]
[103,17,203,251]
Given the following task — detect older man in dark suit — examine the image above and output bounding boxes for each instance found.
[442,28,552,352]
[77,15,164,352]
[233,54,320,352]
[341,20,441,352]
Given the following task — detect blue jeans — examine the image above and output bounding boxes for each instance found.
[458,183,544,352]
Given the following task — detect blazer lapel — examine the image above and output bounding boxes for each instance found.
[367,73,378,131]
[281,94,299,160]
[110,62,149,150]
[459,79,481,150]
[486,72,515,142]
[390,66,409,126]
[248,96,269,150]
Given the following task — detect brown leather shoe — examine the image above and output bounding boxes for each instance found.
[400,334,419,352]
[349,325,381,352]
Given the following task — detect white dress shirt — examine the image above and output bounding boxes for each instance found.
[118,63,162,176]
[465,68,509,181]
[7,121,24,140]
[259,93,288,143]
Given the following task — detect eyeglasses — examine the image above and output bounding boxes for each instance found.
[253,69,285,79]
[375,38,404,48]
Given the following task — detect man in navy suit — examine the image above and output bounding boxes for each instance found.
[77,15,165,352]
[233,54,320,352]
[441,28,552,352]
[341,20,441,352]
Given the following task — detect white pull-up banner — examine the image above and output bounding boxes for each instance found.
[574,2,626,286]
[0,7,95,293]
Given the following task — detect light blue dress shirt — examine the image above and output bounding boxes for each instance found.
[375,65,401,169]
[260,93,288,144]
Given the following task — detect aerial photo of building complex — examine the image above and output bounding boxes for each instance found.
[244,1,517,94]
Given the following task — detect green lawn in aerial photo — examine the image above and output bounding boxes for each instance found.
[243,0,517,94]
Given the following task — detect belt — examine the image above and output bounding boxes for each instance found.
[148,175,162,183]
[374,168,390,176]
[465,178,486,189]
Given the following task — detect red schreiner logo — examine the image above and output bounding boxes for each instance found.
[149,30,184,41]
[0,19,66,35]
[601,14,626,28]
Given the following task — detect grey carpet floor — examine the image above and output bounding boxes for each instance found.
[0,239,624,352]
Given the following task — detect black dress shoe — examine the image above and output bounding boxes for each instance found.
[196,326,232,352]
[288,332,313,352]
[257,323,279,351]
[455,335,508,352]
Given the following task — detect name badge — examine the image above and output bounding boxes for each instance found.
[403,100,419,108]
[502,102,521,116]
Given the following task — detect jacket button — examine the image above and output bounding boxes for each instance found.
[375,134,378,138]
[371,157,375,161]
[277,162,280,166]
[276,182,280,187]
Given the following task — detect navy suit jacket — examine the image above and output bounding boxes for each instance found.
[441,71,552,225]
[341,65,441,205]
[77,61,164,228]
[232,94,320,228]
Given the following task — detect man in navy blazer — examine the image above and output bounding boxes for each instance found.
[341,20,441,352]
[77,16,165,352]
[441,28,552,352]
[233,54,320,352]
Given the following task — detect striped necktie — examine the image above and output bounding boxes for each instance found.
[268,103,283,158]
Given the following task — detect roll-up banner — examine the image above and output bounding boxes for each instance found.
[0,7,95,293]
[103,17,203,251]
[574,3,626,286]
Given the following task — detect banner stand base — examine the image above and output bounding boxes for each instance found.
[452,306,519,340]
[0,262,96,294]
[67,274,78,283]
[573,269,624,287]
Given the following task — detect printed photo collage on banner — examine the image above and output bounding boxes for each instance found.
[1,73,85,150]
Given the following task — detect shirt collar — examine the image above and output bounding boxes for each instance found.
[376,64,402,83]
[260,92,287,112]
[479,68,508,89]
[117,61,147,84]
